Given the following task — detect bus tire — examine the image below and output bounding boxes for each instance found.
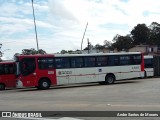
[105,74,115,84]
[38,78,51,90]
[0,83,5,90]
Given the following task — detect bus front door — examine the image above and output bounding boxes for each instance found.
[21,58,37,87]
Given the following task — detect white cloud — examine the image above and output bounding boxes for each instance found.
[48,0,160,42]
[0,16,54,36]
[1,0,160,59]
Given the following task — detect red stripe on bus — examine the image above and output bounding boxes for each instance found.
[57,71,142,77]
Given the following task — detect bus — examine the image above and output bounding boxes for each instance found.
[0,61,16,90]
[144,55,154,77]
[15,52,144,90]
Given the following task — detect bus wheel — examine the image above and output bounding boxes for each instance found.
[38,79,50,90]
[105,74,115,84]
[0,84,5,90]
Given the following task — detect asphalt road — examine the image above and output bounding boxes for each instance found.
[0,77,160,120]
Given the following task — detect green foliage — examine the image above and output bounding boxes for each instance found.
[95,44,104,50]
[59,22,160,53]
[22,48,46,55]
[38,49,46,54]
[112,22,160,51]
[83,42,94,50]
[61,50,67,54]
[131,24,150,45]
[112,34,134,51]
[148,22,160,45]
[0,43,2,57]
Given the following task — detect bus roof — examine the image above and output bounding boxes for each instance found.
[15,54,54,58]
[54,52,141,57]
[144,55,153,59]
[15,52,142,58]
[0,61,15,64]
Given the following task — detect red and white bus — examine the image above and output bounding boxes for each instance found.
[0,61,16,90]
[15,52,144,89]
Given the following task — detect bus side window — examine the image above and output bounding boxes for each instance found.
[55,58,70,69]
[84,57,96,67]
[119,55,131,65]
[71,57,83,68]
[9,64,14,74]
[0,64,4,75]
[38,58,54,69]
[4,64,10,74]
[144,58,153,68]
[96,56,108,67]
[132,55,141,65]
[108,56,119,66]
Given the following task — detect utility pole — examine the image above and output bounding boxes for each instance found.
[81,22,88,53]
[87,38,90,54]
[31,0,39,53]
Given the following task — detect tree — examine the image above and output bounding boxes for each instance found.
[61,50,67,54]
[68,50,73,54]
[83,42,94,50]
[0,43,2,49]
[22,48,36,55]
[14,53,21,56]
[112,34,134,51]
[75,49,81,54]
[22,48,46,55]
[104,40,112,47]
[38,49,46,54]
[0,43,2,57]
[103,40,113,50]
[131,24,150,45]
[148,22,160,45]
[95,44,104,49]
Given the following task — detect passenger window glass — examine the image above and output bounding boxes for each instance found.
[21,58,36,76]
[71,57,83,68]
[144,59,153,68]
[55,58,70,69]
[0,64,14,75]
[108,56,119,66]
[84,57,96,67]
[38,58,54,69]
[119,56,131,65]
[97,56,108,66]
[132,55,141,65]
[0,64,4,75]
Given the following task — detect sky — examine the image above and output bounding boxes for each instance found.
[1,0,160,59]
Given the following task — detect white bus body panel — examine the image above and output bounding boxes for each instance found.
[144,55,154,77]
[56,65,143,85]
[145,68,154,77]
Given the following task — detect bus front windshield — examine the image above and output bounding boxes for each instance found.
[20,58,36,76]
